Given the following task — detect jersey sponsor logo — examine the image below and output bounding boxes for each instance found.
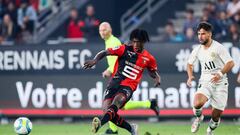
[204,61,216,70]
[127,51,136,57]
[122,65,140,80]
[125,61,143,71]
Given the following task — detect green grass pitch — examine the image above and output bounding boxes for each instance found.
[1,121,239,135]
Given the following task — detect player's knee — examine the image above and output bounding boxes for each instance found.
[112,94,126,108]
[193,99,205,109]
[194,94,208,109]
[113,99,124,108]
[193,101,204,109]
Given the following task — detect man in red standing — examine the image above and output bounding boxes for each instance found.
[67,8,84,38]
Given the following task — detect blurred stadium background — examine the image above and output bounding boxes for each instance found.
[0,0,239,134]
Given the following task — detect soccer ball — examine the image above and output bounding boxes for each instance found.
[14,117,32,135]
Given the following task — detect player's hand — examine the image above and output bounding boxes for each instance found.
[102,69,112,78]
[83,60,96,69]
[187,76,195,87]
[211,73,221,83]
[154,78,161,87]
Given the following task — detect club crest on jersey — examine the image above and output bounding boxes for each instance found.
[211,52,216,58]
[142,57,149,64]
[142,59,146,64]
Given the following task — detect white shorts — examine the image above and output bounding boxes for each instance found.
[196,81,228,111]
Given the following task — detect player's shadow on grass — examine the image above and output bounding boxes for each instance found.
[144,131,160,135]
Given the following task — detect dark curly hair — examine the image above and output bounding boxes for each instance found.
[197,22,213,32]
[130,29,150,43]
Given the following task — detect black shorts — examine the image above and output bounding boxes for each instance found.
[104,85,133,103]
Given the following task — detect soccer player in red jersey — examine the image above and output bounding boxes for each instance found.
[83,29,161,135]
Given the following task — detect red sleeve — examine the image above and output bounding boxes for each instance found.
[78,21,85,27]
[107,45,125,57]
[148,56,158,71]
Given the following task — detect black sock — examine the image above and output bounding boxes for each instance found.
[101,104,118,126]
[111,113,132,133]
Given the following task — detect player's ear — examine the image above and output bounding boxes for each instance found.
[209,31,212,37]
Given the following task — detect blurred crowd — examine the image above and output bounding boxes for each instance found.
[0,0,239,45]
[160,0,240,45]
[66,4,100,40]
[0,0,40,44]
[0,0,57,44]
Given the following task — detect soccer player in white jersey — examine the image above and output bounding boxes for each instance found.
[187,22,235,135]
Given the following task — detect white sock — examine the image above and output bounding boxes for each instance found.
[193,107,202,117]
[208,118,220,130]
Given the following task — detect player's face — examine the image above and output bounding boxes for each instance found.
[197,28,211,45]
[99,26,110,40]
[131,38,144,53]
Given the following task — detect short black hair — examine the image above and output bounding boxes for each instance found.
[130,29,150,43]
[166,21,174,27]
[197,22,213,32]
[186,9,194,14]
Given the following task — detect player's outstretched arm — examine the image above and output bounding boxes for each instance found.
[187,63,195,87]
[147,69,161,87]
[83,50,110,69]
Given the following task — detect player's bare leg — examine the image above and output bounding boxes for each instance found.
[207,108,222,135]
[191,93,208,133]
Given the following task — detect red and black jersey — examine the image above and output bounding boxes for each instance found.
[107,44,158,91]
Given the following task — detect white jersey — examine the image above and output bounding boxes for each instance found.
[188,40,233,82]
